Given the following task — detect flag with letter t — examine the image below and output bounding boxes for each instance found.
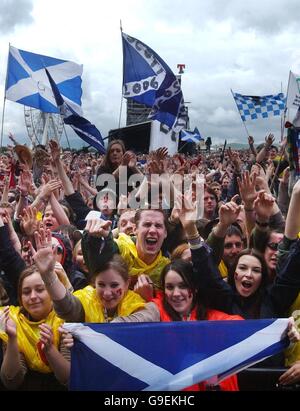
[64,318,289,391]
[232,91,285,121]
[122,32,186,133]
[45,69,105,153]
[6,45,83,114]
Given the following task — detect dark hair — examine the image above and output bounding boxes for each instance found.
[225,225,243,239]
[89,254,129,284]
[160,259,207,321]
[249,227,284,252]
[99,139,125,172]
[227,248,269,292]
[204,187,218,204]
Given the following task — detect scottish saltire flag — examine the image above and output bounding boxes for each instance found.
[286,71,300,109]
[45,69,105,153]
[5,45,83,114]
[64,319,290,391]
[122,32,186,133]
[232,91,285,121]
[181,127,203,144]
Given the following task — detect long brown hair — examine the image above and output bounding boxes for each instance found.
[99,140,125,171]
[160,259,207,321]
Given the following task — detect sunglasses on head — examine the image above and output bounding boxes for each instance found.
[52,244,64,254]
[267,242,279,251]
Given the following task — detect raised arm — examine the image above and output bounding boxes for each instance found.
[49,140,75,196]
[33,228,84,322]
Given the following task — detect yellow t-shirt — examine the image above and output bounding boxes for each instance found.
[0,306,63,373]
[115,233,170,286]
[218,259,228,279]
[74,286,146,322]
[285,293,300,366]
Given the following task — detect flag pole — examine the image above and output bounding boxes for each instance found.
[62,124,71,150]
[230,89,250,138]
[0,43,10,149]
[178,141,189,153]
[118,20,124,129]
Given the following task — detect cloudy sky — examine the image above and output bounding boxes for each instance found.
[1,0,300,148]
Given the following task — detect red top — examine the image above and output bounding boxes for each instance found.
[152,292,243,391]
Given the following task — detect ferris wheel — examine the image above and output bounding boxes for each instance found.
[24,106,64,147]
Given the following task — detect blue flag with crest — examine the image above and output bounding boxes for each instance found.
[6,45,83,114]
[64,318,289,391]
[45,69,105,153]
[122,32,186,132]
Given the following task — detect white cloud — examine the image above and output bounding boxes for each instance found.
[0,0,299,148]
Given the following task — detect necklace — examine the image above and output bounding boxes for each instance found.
[103,308,116,323]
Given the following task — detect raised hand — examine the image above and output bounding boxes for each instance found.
[265,133,275,147]
[121,151,136,169]
[0,307,17,339]
[33,228,56,276]
[219,201,241,227]
[17,169,34,196]
[237,171,258,209]
[155,147,168,161]
[253,190,275,221]
[20,206,40,237]
[85,218,112,238]
[39,179,62,202]
[248,136,255,146]
[49,140,61,163]
[279,167,290,185]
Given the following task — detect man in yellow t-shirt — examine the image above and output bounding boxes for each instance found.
[82,209,170,289]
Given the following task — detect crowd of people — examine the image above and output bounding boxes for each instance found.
[0,131,300,391]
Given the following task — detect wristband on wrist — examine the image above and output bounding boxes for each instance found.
[186,231,200,240]
[255,219,269,227]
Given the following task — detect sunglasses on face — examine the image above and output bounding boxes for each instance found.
[267,242,279,251]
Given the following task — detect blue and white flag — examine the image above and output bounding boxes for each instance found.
[64,319,290,391]
[181,127,203,144]
[6,45,83,114]
[122,32,186,133]
[45,69,105,154]
[232,91,286,121]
